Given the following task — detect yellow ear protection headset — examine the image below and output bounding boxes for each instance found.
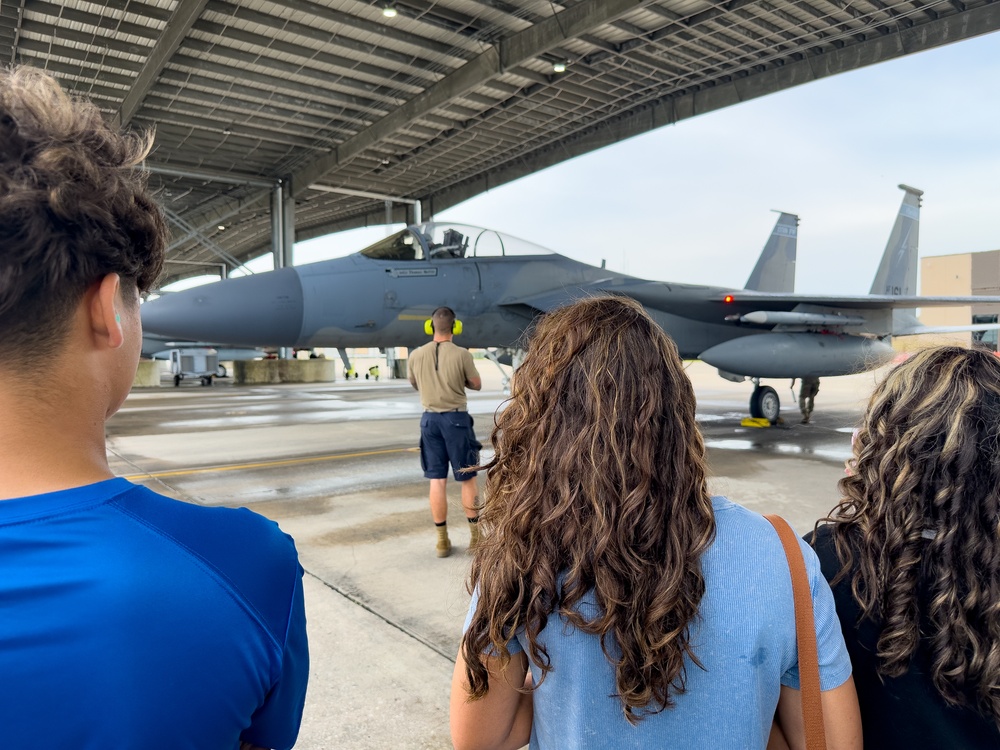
[424,308,463,336]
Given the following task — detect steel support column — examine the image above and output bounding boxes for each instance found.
[271,177,295,359]
[271,179,293,270]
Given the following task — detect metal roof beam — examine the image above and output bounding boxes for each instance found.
[80,0,172,22]
[266,0,470,61]
[188,21,423,102]
[419,0,1000,221]
[167,195,273,253]
[25,1,161,40]
[140,100,338,150]
[179,39,398,109]
[151,83,361,138]
[293,0,656,193]
[15,51,135,90]
[15,35,144,73]
[147,164,274,188]
[116,0,210,127]
[168,53,386,119]
[155,67,376,127]
[0,0,20,64]
[204,0,443,74]
[859,0,904,22]
[18,17,151,55]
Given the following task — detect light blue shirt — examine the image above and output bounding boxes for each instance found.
[465,497,851,749]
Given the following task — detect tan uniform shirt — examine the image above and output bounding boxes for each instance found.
[409,341,480,412]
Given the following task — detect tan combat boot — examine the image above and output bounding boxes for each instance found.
[467,520,481,554]
[436,525,452,558]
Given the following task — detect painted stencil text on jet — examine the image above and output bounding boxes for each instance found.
[390,268,438,277]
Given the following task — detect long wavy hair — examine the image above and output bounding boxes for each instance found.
[822,346,1000,725]
[462,296,716,724]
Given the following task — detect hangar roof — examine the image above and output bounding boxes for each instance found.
[3,0,998,283]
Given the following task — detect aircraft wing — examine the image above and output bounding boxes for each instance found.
[893,323,1000,336]
[498,286,607,313]
[589,279,1000,313]
[719,291,1000,309]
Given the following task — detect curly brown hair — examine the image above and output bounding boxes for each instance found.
[0,66,166,364]
[462,296,716,724]
[822,346,1000,725]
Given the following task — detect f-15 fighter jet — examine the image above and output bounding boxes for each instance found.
[142,186,997,422]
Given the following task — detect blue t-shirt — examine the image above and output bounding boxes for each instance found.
[465,497,851,749]
[0,478,308,749]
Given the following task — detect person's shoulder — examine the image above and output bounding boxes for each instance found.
[410,342,430,359]
[114,484,291,546]
[705,497,782,554]
[111,484,300,637]
[804,521,833,547]
[450,342,474,358]
[709,498,818,566]
[803,523,842,580]
[711,496,778,533]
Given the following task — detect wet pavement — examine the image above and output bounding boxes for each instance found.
[107,361,883,749]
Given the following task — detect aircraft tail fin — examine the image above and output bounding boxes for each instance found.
[745,212,798,293]
[869,185,922,296]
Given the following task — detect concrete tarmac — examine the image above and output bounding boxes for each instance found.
[108,362,884,749]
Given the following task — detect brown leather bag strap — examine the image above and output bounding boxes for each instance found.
[764,514,827,750]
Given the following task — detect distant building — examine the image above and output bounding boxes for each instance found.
[914,251,1000,351]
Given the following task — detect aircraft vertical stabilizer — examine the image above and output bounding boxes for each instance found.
[745,212,797,293]
[869,185,921,296]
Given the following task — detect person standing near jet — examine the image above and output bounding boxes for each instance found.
[0,66,307,748]
[409,307,483,557]
[799,376,821,423]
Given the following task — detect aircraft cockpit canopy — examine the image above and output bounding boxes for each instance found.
[359,230,424,261]
[358,223,557,261]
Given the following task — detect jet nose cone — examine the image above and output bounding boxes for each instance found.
[142,268,305,347]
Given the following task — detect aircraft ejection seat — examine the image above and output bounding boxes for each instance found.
[431,229,468,258]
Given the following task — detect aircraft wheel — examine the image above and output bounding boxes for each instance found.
[756,386,781,423]
[217,364,227,378]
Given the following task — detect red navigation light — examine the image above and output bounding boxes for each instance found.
[724,295,734,303]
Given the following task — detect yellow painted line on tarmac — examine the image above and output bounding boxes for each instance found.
[123,447,419,481]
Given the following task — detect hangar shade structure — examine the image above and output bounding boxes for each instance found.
[2,0,998,283]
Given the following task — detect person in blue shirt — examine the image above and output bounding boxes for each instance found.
[0,66,308,749]
[450,296,862,750]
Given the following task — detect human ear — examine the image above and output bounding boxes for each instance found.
[89,273,125,349]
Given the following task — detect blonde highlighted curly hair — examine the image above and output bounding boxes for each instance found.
[823,345,1000,725]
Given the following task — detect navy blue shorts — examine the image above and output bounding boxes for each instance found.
[419,411,482,481]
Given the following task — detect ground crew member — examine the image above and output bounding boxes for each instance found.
[408,307,483,557]
[799,375,820,423]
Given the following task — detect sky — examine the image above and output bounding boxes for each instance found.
[169,29,1000,295]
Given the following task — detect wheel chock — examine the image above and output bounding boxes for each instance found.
[741,417,772,428]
